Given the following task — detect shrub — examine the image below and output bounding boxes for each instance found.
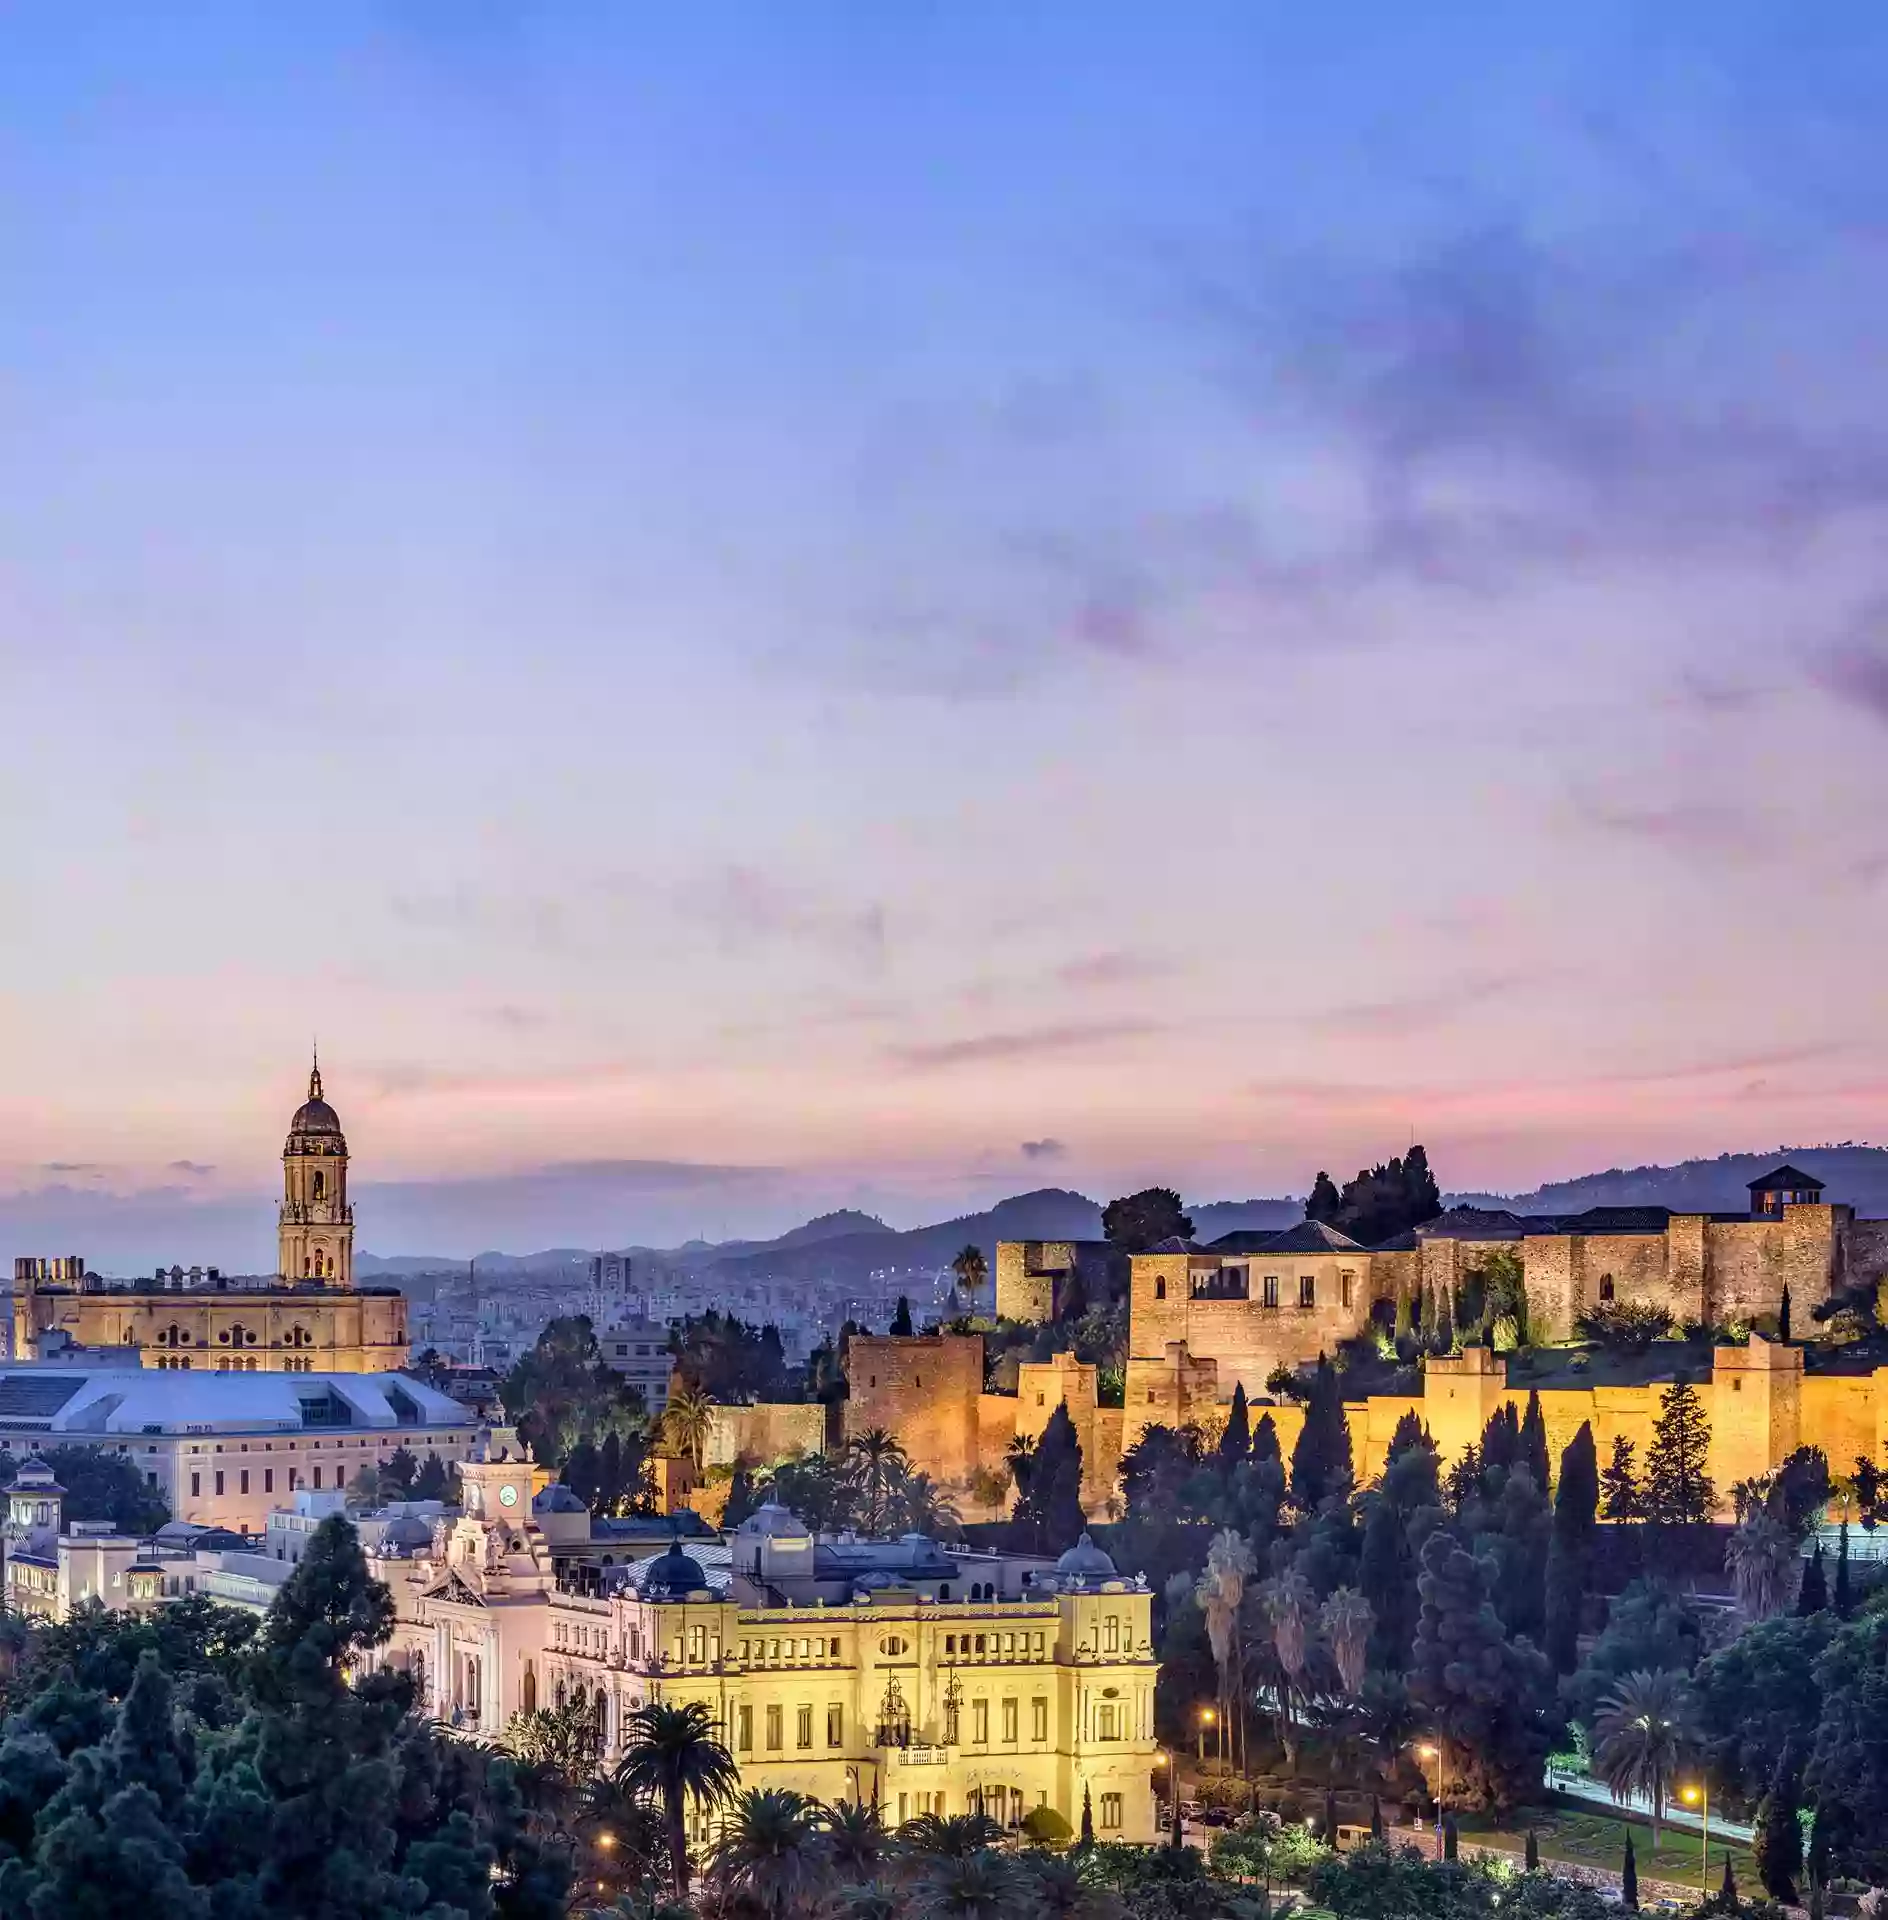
[1577,1302,1675,1352]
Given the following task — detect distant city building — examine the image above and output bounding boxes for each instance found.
[595,1315,674,1414]
[12,1057,409,1372]
[0,1366,476,1531]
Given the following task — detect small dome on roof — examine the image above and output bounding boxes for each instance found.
[642,1537,709,1598]
[380,1514,434,1551]
[534,1483,588,1514]
[1054,1531,1117,1581]
[737,1498,811,1539]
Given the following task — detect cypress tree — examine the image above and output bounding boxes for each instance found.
[1525,1829,1541,1871]
[1644,1379,1716,1535]
[1808,1803,1830,1902]
[1836,1519,1853,1615]
[1481,1403,1521,1473]
[1386,1409,1428,1463]
[1252,1411,1281,1467]
[1079,1783,1094,1848]
[1443,1815,1458,1861]
[1370,1794,1383,1840]
[890,1296,913,1336]
[1719,1853,1738,1910]
[1290,1354,1353,1510]
[1324,1789,1339,1848]
[1753,1755,1802,1902]
[1434,1284,1455,1354]
[1799,1541,1829,1615]
[1546,1422,1599,1672]
[1359,1493,1418,1667]
[1780,1284,1792,1342]
[1622,1832,1639,1910]
[1600,1435,1642,1522]
[1220,1381,1251,1467]
[1521,1391,1551,1493]
[1307,1172,1343,1224]
[1021,1404,1087,1555]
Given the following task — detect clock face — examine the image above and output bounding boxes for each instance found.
[498,1484,519,1508]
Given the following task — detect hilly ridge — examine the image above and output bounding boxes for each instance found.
[355,1143,1888,1281]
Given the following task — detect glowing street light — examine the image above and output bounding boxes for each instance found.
[1680,1783,1709,1894]
[1199,1705,1217,1764]
[1413,1741,1444,1857]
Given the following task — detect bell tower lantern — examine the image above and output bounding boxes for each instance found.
[279,1053,355,1287]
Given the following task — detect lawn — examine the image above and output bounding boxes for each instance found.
[1449,1804,1752,1890]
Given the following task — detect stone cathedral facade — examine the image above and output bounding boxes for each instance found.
[12,1058,407,1372]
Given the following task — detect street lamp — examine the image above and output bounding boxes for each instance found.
[1154,1747,1177,1841]
[1199,1706,1216,1765]
[1680,1782,1709,1894]
[1414,1742,1443,1856]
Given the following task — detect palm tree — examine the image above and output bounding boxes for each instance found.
[1321,1587,1375,1698]
[1592,1669,1691,1846]
[662,1379,715,1471]
[887,1465,963,1540]
[951,1244,989,1306]
[832,1885,901,1920]
[709,1787,828,1919]
[1727,1508,1797,1620]
[847,1428,909,1535]
[821,1797,889,1884]
[612,1699,740,1898]
[1005,1433,1037,1497]
[1197,1529,1255,1775]
[897,1811,1006,1862]
[909,1847,1028,1920]
[1021,1852,1124,1920]
[1259,1568,1316,1765]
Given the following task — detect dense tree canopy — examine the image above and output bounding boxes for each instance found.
[500,1315,652,1468]
[0,1515,566,1919]
[1101,1189,1194,1254]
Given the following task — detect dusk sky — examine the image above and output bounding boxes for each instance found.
[5,4,1888,1264]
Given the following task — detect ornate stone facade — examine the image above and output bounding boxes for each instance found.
[11,1059,407,1372]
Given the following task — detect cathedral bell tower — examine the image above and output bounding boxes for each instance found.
[279,1054,354,1287]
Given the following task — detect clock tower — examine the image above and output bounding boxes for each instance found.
[458,1426,552,1524]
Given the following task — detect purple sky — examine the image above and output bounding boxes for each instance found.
[4,4,1888,1264]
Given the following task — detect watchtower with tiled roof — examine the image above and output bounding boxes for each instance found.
[1748,1163,1826,1220]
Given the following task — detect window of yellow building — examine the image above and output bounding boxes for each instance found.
[827,1705,843,1747]
[1104,1616,1119,1653]
[1101,1793,1121,1830]
[797,1706,813,1749]
[972,1700,988,1743]
[1032,1698,1047,1742]
[766,1705,782,1751]
[1001,1700,1018,1743]
[738,1706,752,1751]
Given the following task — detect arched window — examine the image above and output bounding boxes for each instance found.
[1154,1277,1166,1300]
[522,1662,537,1714]
[1599,1274,1615,1303]
[313,1171,324,1201]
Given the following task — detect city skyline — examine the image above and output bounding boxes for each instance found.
[6,5,1888,1251]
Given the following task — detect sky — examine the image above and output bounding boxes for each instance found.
[4,3,1888,1266]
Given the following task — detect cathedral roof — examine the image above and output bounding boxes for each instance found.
[286,1059,346,1146]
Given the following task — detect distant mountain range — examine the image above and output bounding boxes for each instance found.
[356,1190,1303,1284]
[354,1144,1888,1284]
[1446,1144,1888,1218]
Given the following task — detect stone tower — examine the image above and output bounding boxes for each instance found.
[278,1054,354,1287]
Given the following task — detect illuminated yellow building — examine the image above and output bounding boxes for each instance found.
[372,1440,1160,1845]
[12,1059,408,1373]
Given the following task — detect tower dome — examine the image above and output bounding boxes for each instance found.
[285,1058,347,1151]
